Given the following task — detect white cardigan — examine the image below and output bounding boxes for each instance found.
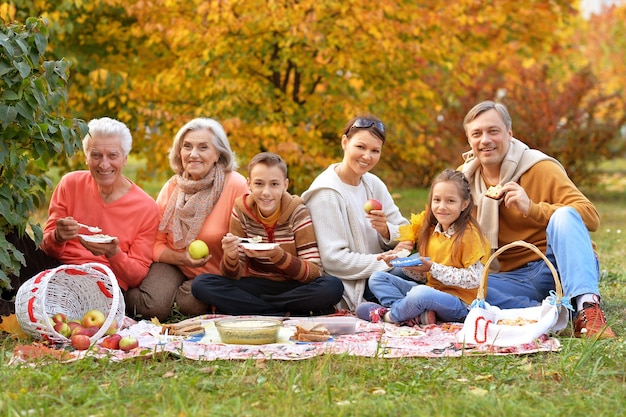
[302,164,409,311]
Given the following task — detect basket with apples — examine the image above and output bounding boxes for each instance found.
[15,262,125,346]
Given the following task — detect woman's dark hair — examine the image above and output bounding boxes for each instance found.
[342,115,386,143]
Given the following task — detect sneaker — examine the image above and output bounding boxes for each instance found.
[574,301,616,339]
[356,302,389,323]
[402,310,437,327]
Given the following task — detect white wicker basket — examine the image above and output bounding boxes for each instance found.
[15,262,125,344]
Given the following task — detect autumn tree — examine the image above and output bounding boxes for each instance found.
[9,0,625,192]
[0,16,88,288]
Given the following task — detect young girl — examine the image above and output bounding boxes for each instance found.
[356,169,491,325]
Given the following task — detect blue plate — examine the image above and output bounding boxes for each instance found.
[390,257,424,267]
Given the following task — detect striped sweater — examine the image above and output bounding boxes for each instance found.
[220,192,324,283]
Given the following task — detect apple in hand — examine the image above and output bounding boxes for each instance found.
[71,334,91,350]
[54,321,72,338]
[364,198,383,213]
[118,336,139,351]
[188,239,209,260]
[101,334,122,350]
[82,309,106,328]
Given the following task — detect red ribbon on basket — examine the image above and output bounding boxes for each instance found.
[474,316,492,344]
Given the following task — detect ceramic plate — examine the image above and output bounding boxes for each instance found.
[240,242,279,251]
[390,257,423,267]
[79,234,116,243]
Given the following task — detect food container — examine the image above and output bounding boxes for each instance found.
[296,317,358,335]
[215,318,282,345]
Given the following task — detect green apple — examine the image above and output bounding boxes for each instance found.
[105,319,119,335]
[54,321,72,338]
[188,240,209,260]
[119,336,139,351]
[82,309,106,328]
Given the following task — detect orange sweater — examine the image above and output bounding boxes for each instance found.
[153,171,248,278]
[41,171,159,290]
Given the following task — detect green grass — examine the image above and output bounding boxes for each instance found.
[2,168,625,417]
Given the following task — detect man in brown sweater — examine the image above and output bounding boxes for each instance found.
[460,100,615,339]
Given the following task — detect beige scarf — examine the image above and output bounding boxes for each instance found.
[159,163,226,249]
[461,138,564,249]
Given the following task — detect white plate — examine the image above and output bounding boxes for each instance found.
[240,242,279,251]
[390,257,423,267]
[79,234,116,243]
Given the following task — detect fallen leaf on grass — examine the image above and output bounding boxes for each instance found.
[0,314,28,339]
[13,343,71,362]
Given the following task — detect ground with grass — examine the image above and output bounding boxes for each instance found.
[1,164,624,417]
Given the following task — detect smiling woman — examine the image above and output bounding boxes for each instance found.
[124,117,249,322]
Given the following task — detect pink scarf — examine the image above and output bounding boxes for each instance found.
[159,163,226,249]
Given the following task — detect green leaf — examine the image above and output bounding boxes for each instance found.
[1,90,19,101]
[0,104,17,127]
[34,32,47,55]
[14,60,31,79]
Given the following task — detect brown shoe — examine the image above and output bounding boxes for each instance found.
[574,301,616,339]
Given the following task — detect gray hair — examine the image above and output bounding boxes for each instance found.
[168,117,238,175]
[83,117,132,156]
[463,101,512,133]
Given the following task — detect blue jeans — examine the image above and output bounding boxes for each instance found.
[368,271,469,323]
[485,207,600,309]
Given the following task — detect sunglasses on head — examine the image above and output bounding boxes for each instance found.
[350,118,385,134]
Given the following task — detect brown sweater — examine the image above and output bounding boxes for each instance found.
[489,160,599,271]
[221,192,324,283]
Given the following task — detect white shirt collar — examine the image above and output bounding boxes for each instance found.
[433,222,456,239]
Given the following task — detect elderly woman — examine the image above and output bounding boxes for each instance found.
[302,116,409,311]
[125,118,248,321]
[1,117,160,316]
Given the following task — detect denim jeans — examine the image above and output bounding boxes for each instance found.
[485,207,600,309]
[368,271,469,323]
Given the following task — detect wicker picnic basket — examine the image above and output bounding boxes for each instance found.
[15,262,125,344]
[456,240,570,346]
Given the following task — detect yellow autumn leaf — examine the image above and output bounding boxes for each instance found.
[0,314,29,339]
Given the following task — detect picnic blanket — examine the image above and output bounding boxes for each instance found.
[8,314,561,365]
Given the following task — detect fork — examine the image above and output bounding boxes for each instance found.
[77,222,102,233]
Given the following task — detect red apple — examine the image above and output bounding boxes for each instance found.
[70,334,91,350]
[105,319,119,335]
[101,334,122,350]
[118,336,139,351]
[364,198,383,213]
[51,312,67,324]
[82,309,106,329]
[71,325,90,337]
[84,326,100,337]
[54,321,72,338]
[67,321,82,333]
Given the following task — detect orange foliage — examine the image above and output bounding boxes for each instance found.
[12,0,625,191]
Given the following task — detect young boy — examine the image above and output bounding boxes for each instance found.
[191,152,344,316]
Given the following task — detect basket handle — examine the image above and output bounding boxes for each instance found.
[476,240,563,301]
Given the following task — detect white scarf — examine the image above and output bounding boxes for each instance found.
[461,138,564,249]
